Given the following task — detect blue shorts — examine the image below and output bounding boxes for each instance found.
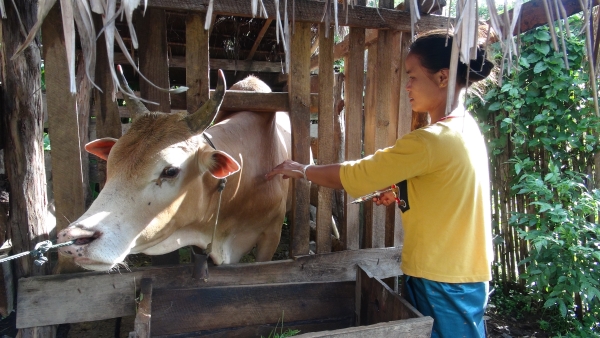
[405,276,488,338]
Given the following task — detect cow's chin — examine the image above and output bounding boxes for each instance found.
[73,256,126,272]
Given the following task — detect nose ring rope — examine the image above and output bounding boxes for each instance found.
[0,240,75,266]
[205,178,226,255]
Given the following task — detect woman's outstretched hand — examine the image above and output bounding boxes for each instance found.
[265,160,306,180]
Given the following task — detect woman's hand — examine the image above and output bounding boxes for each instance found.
[265,160,307,180]
[372,191,397,207]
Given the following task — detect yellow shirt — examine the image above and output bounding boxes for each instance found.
[340,108,493,283]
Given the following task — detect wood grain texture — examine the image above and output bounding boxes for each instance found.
[17,247,402,328]
[316,24,335,254]
[151,281,354,336]
[186,13,210,112]
[147,0,450,32]
[342,26,365,251]
[289,22,313,257]
[136,8,171,113]
[293,317,433,338]
[132,278,153,338]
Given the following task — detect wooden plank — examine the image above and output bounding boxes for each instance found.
[289,22,313,257]
[316,23,335,254]
[96,91,321,117]
[356,265,432,337]
[17,247,402,328]
[148,0,450,32]
[510,0,600,35]
[136,8,171,113]
[154,317,353,338]
[342,25,365,251]
[186,13,210,112]
[247,18,274,60]
[385,29,403,248]
[43,2,87,272]
[151,281,354,336]
[132,278,153,338]
[293,317,433,338]
[115,53,285,72]
[362,37,378,249]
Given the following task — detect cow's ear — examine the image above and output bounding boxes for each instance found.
[85,138,118,160]
[199,150,240,179]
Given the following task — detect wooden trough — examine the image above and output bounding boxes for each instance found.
[17,248,432,337]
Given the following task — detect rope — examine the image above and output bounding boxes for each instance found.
[0,240,75,266]
[206,178,227,255]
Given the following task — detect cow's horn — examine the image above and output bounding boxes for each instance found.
[185,69,226,133]
[117,65,150,119]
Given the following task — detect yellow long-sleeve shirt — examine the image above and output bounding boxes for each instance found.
[340,108,493,283]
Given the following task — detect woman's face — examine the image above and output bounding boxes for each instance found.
[404,53,448,116]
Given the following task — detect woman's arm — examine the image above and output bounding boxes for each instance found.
[265,160,343,190]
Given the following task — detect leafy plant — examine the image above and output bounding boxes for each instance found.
[469,15,600,336]
[261,312,300,338]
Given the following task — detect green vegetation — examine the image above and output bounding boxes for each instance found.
[469,15,600,336]
[261,312,300,338]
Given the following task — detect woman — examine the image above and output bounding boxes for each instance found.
[266,30,494,338]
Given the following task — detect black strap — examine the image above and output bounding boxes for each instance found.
[397,180,410,213]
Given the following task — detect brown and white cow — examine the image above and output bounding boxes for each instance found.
[57,70,291,271]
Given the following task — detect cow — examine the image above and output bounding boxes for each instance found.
[56,70,292,271]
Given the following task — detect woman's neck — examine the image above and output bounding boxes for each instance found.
[430,88,463,123]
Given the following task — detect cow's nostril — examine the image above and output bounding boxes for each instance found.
[73,232,101,246]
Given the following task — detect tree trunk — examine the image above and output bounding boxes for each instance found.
[0,1,55,336]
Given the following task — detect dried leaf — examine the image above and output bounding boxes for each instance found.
[11,0,57,60]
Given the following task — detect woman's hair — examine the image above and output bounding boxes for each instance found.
[408,29,495,86]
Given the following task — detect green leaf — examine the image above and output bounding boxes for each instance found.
[534,43,551,55]
[534,30,551,41]
[534,61,548,73]
[489,102,502,111]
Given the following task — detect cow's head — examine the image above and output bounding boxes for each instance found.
[57,70,240,271]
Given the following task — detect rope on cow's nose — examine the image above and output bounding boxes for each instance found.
[0,240,75,266]
[206,178,227,255]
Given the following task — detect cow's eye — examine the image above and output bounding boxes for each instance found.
[160,166,180,178]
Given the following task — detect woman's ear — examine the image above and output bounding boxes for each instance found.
[438,69,449,88]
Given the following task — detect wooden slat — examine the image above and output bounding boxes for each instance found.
[342,25,366,251]
[363,38,378,249]
[115,53,286,73]
[42,3,87,273]
[17,247,402,328]
[356,265,432,336]
[294,317,434,338]
[316,23,335,254]
[371,1,395,248]
[132,278,153,338]
[136,8,171,113]
[186,13,210,112]
[385,29,403,248]
[151,281,354,336]
[289,22,313,257]
[148,0,450,32]
[511,0,600,35]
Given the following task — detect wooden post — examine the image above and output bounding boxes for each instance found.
[316,23,335,254]
[289,22,312,257]
[1,0,55,336]
[342,20,366,250]
[363,36,378,248]
[130,278,153,338]
[186,14,210,113]
[136,8,171,113]
[43,2,88,273]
